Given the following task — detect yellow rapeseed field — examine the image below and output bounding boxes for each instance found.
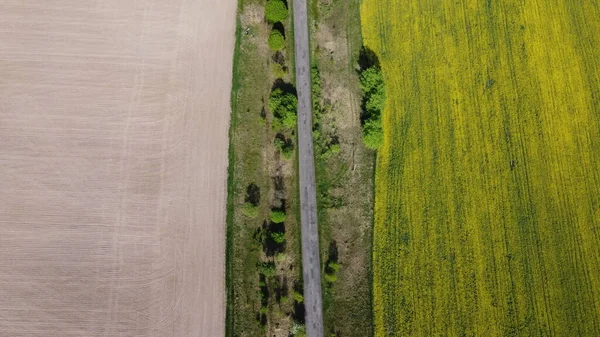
[361,0,600,335]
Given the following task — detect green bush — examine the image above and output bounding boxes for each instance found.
[241,202,259,218]
[291,323,306,337]
[269,89,298,130]
[292,290,304,303]
[271,63,286,78]
[268,29,285,51]
[324,272,338,283]
[359,66,386,149]
[276,253,286,262]
[265,0,288,23]
[259,306,268,314]
[362,118,384,149]
[359,67,385,95]
[327,261,341,272]
[258,261,277,277]
[281,145,294,159]
[321,143,340,159]
[274,137,294,159]
[270,231,286,244]
[270,210,286,223]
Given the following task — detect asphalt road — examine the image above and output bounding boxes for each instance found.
[292,0,325,336]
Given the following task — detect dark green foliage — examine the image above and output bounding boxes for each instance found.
[257,261,277,277]
[269,89,298,130]
[359,66,386,149]
[274,136,294,159]
[268,29,286,51]
[265,0,288,23]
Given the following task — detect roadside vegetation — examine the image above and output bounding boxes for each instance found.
[357,54,385,149]
[226,0,307,336]
[309,0,375,336]
[362,0,600,335]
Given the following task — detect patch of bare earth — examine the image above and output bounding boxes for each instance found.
[0,1,235,336]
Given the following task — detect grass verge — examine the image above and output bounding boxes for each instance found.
[309,0,376,335]
[226,1,306,336]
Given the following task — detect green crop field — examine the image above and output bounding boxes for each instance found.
[361,0,600,335]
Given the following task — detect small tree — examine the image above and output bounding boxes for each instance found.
[362,118,384,149]
[265,0,288,23]
[324,272,338,283]
[276,253,286,262]
[291,290,304,303]
[241,202,260,218]
[327,261,341,272]
[269,89,298,131]
[270,210,286,223]
[271,63,286,78]
[359,65,386,149]
[274,136,294,159]
[270,231,285,244]
[257,261,276,277]
[268,29,285,51]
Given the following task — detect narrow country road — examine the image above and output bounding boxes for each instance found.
[292,0,325,336]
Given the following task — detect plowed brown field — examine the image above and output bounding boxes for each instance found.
[0,1,235,336]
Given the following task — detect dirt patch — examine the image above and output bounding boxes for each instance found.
[0,1,236,336]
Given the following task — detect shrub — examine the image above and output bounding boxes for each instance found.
[259,306,268,314]
[292,290,304,303]
[276,253,286,262]
[362,118,384,149]
[324,272,338,283]
[271,63,286,78]
[269,89,298,130]
[281,146,294,159]
[242,202,260,218]
[359,66,386,149]
[265,0,288,23]
[257,261,277,277]
[321,143,340,159]
[270,210,286,224]
[359,67,385,94]
[268,29,286,51]
[274,137,294,159]
[270,231,286,244]
[291,322,306,337]
[327,261,341,272]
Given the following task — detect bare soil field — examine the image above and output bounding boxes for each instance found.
[0,1,235,336]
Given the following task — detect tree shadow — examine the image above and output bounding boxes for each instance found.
[259,274,269,307]
[272,22,286,38]
[358,46,381,71]
[245,183,261,206]
[272,51,286,65]
[292,281,306,323]
[324,241,339,275]
[262,220,286,257]
[272,176,286,208]
[275,276,289,303]
[328,241,339,263]
[271,79,297,96]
